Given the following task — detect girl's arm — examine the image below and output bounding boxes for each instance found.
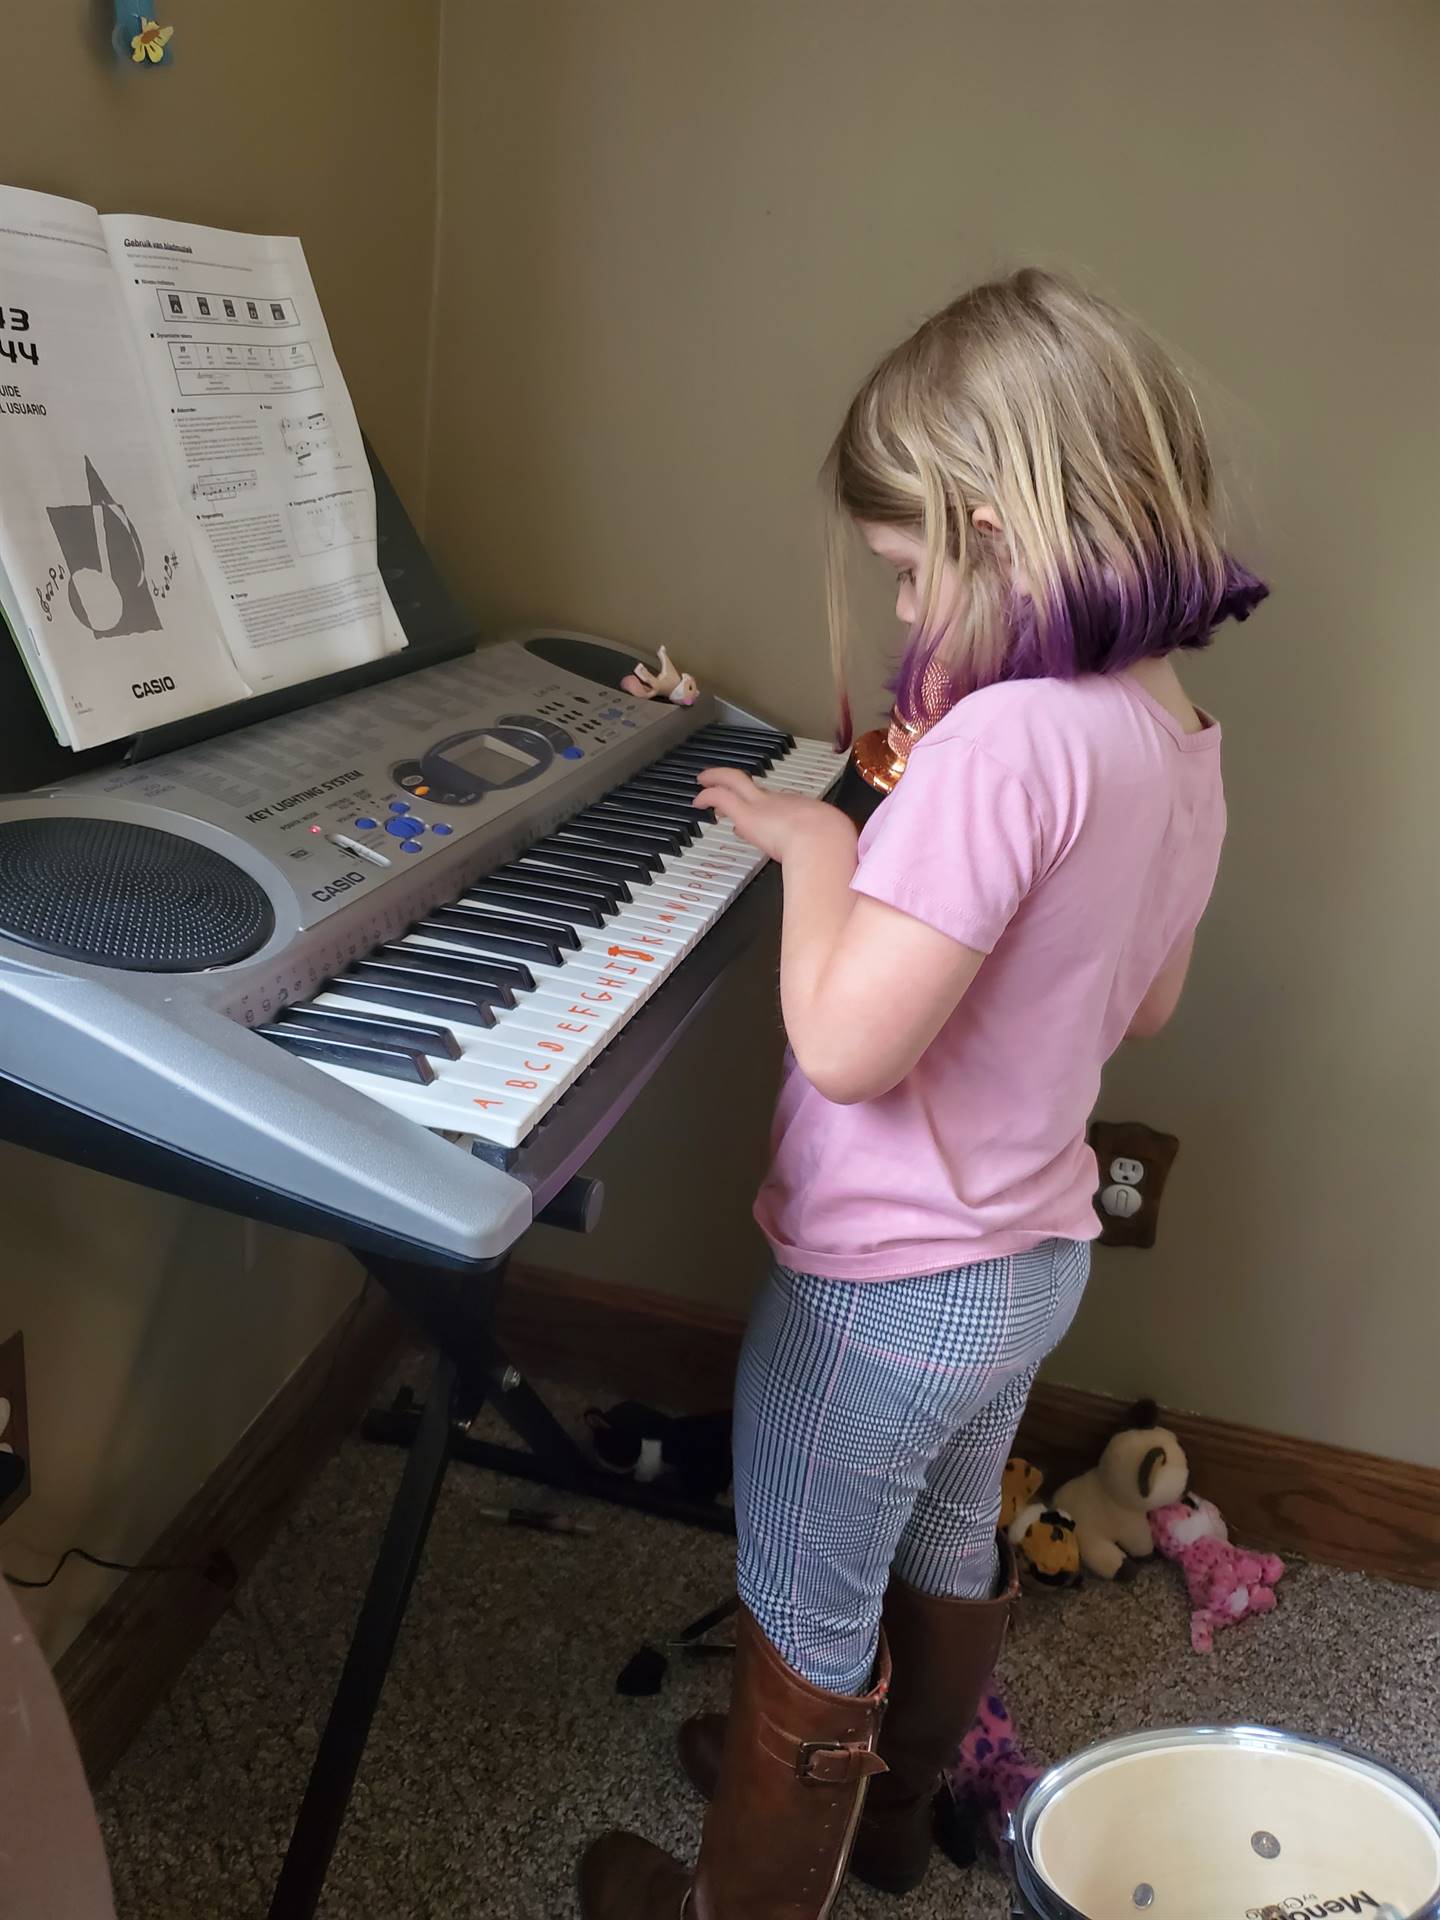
[1127,933,1195,1039]
[698,768,985,1104]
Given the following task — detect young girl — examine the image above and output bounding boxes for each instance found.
[581,268,1265,1918]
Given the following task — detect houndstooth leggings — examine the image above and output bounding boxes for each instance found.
[734,1239,1090,1693]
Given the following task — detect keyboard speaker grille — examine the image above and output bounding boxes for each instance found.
[0,817,274,972]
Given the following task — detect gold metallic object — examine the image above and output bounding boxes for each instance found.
[852,657,956,794]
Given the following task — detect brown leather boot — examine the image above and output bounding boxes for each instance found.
[677,1540,1018,1898]
[579,1605,890,1919]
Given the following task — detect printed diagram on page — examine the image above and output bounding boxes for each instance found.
[290,489,375,557]
[281,409,339,472]
[47,455,165,638]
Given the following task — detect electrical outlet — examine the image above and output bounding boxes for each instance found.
[1088,1121,1179,1249]
[0,1332,31,1522]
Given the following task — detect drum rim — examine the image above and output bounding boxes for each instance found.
[1008,1723,1440,1920]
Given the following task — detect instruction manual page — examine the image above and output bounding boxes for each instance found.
[0,186,250,747]
[0,184,408,751]
[100,213,405,694]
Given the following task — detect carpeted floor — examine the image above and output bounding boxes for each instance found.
[99,1365,1440,1919]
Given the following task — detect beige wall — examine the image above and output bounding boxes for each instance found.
[431,1,1440,1465]
[0,0,442,1656]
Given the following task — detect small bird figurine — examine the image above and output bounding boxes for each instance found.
[621,645,698,706]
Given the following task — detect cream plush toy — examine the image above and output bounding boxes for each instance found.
[620,646,699,706]
[1052,1400,1189,1580]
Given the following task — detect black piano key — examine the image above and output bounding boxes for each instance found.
[681,722,780,748]
[514,848,633,898]
[348,959,508,1015]
[573,809,686,854]
[551,824,666,870]
[588,799,700,842]
[378,942,531,998]
[421,907,566,966]
[438,899,581,953]
[608,783,704,820]
[482,869,621,915]
[494,863,624,912]
[530,838,655,885]
[336,974,499,1028]
[644,753,708,777]
[278,1005,463,1060]
[695,721,795,750]
[665,744,777,772]
[260,1024,437,1084]
[625,769,703,799]
[462,878,607,928]
[611,784,715,827]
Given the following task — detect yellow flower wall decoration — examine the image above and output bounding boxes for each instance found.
[131,18,174,63]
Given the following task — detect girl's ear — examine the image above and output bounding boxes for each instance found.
[971,504,1004,538]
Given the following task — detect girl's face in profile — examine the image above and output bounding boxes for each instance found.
[859,509,1002,637]
[859,522,938,631]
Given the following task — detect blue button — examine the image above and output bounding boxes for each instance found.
[561,745,584,760]
[388,800,410,814]
[400,840,423,854]
[384,818,412,838]
[354,816,378,831]
[431,822,454,835]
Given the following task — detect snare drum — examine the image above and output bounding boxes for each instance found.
[1010,1726,1440,1920]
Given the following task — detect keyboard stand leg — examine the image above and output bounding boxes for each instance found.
[267,1244,728,1917]
[266,1342,461,1920]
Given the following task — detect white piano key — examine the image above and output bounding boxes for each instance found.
[670,846,757,885]
[308,1060,552,1145]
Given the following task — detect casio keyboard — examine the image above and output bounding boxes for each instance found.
[0,619,845,1919]
[0,629,841,1267]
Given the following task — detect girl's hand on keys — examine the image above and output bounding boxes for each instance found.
[695,767,855,865]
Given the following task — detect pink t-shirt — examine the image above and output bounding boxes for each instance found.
[754,673,1225,1281]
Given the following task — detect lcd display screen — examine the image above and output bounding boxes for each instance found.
[436,736,538,785]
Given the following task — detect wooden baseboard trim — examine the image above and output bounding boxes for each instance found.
[57,1283,409,1788]
[500,1263,1440,1591]
[497,1263,746,1412]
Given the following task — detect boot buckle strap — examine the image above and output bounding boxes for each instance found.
[795,1739,888,1785]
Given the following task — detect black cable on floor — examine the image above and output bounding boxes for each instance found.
[5,1545,207,1590]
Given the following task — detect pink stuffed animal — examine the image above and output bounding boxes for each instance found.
[937,1686,1043,1871]
[1149,1495,1286,1654]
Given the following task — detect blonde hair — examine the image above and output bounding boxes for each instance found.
[825,268,1266,744]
